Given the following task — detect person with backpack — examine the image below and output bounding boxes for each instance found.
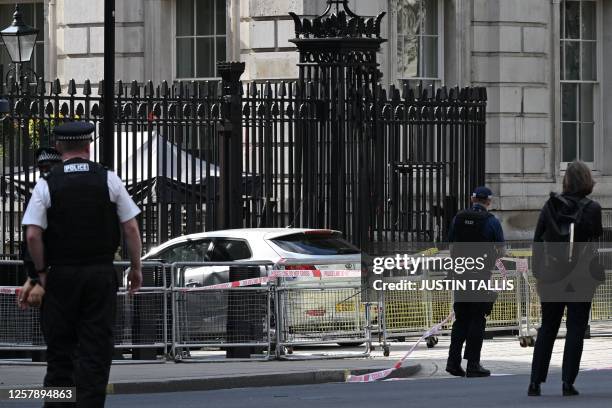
[528,160,603,397]
[446,186,505,378]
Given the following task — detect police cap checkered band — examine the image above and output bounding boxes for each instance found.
[472,186,493,199]
[53,121,95,141]
[36,147,62,164]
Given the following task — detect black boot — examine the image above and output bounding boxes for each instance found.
[445,363,466,377]
[562,382,579,396]
[466,362,491,377]
[527,382,541,396]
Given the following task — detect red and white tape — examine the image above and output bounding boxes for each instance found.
[495,258,508,279]
[179,276,272,291]
[346,312,455,383]
[272,270,362,279]
[0,286,21,295]
[178,269,362,292]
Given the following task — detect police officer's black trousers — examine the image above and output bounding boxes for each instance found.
[447,302,489,366]
[530,301,591,385]
[41,264,117,408]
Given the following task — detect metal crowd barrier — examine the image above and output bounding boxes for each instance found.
[114,261,169,355]
[4,251,612,362]
[273,258,372,359]
[170,261,275,361]
[378,270,442,355]
[0,260,169,357]
[376,256,526,353]
[275,284,372,359]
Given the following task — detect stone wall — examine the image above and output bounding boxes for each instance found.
[238,0,388,80]
[470,0,557,239]
[55,0,145,85]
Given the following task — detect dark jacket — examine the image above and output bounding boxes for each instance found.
[532,192,603,301]
[534,193,602,243]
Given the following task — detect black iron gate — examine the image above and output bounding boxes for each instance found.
[0,0,486,257]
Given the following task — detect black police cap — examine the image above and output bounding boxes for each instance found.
[53,122,95,142]
[36,147,62,164]
[472,186,493,199]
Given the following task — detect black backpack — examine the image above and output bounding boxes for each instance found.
[541,193,591,244]
[534,193,591,281]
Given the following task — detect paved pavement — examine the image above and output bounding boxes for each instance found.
[1,334,611,394]
[5,369,612,408]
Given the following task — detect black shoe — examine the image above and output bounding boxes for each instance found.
[527,382,541,396]
[562,382,579,396]
[466,363,491,377]
[445,363,466,377]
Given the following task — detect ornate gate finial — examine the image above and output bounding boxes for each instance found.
[320,0,358,18]
[289,0,385,39]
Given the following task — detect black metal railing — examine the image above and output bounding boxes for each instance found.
[0,1,486,257]
[1,73,485,255]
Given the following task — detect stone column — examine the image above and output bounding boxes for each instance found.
[144,0,172,84]
[471,0,553,239]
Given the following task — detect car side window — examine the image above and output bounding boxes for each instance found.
[159,239,212,263]
[209,239,252,262]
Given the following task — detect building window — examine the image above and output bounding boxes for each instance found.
[175,0,227,80]
[394,0,443,87]
[0,2,44,78]
[560,0,598,163]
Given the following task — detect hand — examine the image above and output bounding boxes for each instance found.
[127,266,143,294]
[17,278,33,310]
[27,284,45,308]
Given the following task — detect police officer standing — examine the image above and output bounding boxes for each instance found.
[445,186,505,378]
[17,122,143,407]
[22,148,63,284]
[35,147,63,176]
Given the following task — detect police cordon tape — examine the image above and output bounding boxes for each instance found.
[2,257,531,295]
[180,257,532,292]
[177,269,363,291]
[346,311,455,383]
[0,287,21,295]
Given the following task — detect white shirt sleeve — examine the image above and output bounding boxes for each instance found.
[22,179,51,229]
[107,171,141,222]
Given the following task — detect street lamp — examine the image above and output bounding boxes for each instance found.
[0,4,40,83]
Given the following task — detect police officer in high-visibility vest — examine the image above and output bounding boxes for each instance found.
[445,186,505,378]
[18,122,143,407]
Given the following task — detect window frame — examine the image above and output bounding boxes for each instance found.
[208,238,253,262]
[156,238,213,263]
[389,0,445,85]
[172,0,229,81]
[558,0,602,169]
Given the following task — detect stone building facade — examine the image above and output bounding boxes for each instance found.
[2,0,610,239]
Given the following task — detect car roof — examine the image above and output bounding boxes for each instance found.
[146,228,341,254]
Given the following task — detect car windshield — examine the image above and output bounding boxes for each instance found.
[271,232,360,255]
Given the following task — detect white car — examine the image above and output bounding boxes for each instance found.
[140,228,364,346]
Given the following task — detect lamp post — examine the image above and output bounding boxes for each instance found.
[0,4,40,85]
[102,0,115,169]
[1,5,40,210]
